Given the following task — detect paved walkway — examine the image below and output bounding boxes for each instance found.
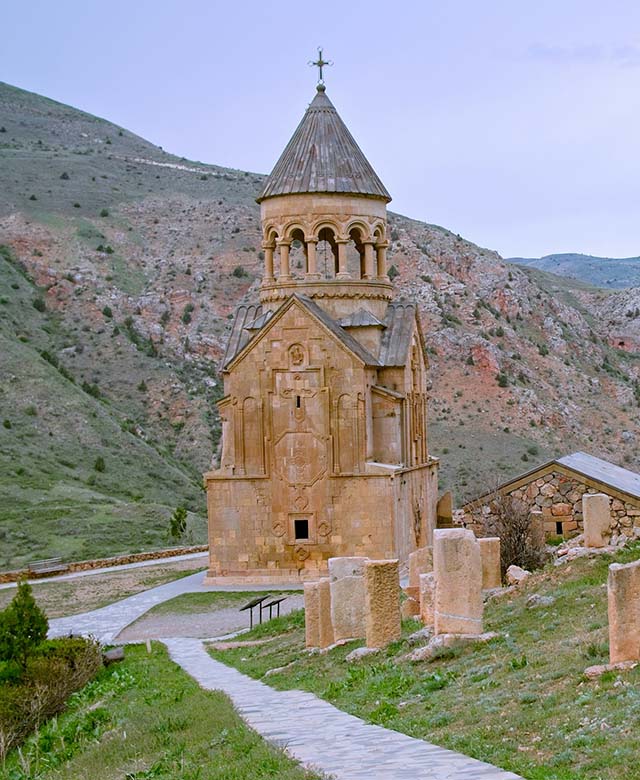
[165,638,523,780]
[47,570,301,643]
[0,550,209,591]
[45,571,523,779]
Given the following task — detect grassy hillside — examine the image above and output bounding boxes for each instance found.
[509,253,640,289]
[2,80,640,564]
[0,246,205,569]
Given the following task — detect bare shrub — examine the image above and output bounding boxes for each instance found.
[480,493,548,578]
[0,637,102,760]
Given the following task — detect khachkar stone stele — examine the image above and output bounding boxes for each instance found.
[204,60,439,584]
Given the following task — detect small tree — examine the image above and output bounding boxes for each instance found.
[0,581,48,672]
[481,493,547,578]
[169,506,188,541]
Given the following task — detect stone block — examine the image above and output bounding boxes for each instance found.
[478,537,501,589]
[364,559,401,648]
[401,597,420,618]
[433,528,483,635]
[408,546,433,588]
[552,503,572,516]
[583,493,611,548]
[328,556,367,641]
[608,559,640,664]
[317,578,334,648]
[419,572,436,626]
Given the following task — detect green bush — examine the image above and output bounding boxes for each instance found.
[99,208,109,217]
[232,265,248,278]
[0,582,48,672]
[388,264,399,280]
[102,305,113,318]
[169,506,188,540]
[32,297,46,312]
[93,456,106,472]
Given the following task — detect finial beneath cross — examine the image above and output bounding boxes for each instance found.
[308,47,333,85]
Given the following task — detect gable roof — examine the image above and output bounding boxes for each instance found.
[465,450,640,508]
[257,85,391,203]
[379,303,420,367]
[339,309,386,328]
[222,295,380,371]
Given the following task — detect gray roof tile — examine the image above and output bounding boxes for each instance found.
[257,86,391,203]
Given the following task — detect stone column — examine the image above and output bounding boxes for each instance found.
[419,572,436,627]
[305,238,320,279]
[608,559,640,663]
[363,241,375,279]
[317,578,334,648]
[364,559,401,648]
[583,493,611,548]
[277,240,291,279]
[375,241,389,278]
[336,240,350,279]
[433,528,483,635]
[478,537,501,590]
[263,244,275,282]
[408,546,433,589]
[304,581,320,648]
[328,556,367,641]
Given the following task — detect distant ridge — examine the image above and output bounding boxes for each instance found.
[508,253,640,289]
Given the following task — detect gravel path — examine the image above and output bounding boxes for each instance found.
[0,551,208,591]
[118,594,305,640]
[48,570,301,643]
[165,638,523,780]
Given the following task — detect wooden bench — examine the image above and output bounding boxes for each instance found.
[28,557,69,576]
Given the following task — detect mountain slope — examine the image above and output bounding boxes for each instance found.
[508,253,640,289]
[1,81,639,566]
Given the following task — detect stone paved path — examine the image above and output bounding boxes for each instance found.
[165,638,523,780]
[48,570,301,643]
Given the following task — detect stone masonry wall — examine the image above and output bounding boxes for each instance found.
[464,470,640,540]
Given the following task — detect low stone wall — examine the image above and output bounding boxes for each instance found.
[464,470,640,539]
[0,545,209,584]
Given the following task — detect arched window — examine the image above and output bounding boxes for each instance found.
[288,227,307,279]
[348,226,366,279]
[317,226,338,279]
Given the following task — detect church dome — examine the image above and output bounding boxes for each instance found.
[257,85,391,203]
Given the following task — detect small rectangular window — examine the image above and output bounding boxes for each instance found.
[296,395,301,408]
[555,521,563,535]
[294,518,309,540]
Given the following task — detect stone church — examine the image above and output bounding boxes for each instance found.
[204,83,439,583]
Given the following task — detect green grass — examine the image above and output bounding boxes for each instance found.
[209,544,640,780]
[2,642,323,780]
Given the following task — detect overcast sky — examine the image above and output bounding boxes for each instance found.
[3,0,640,258]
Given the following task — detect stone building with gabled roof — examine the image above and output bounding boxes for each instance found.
[462,451,640,540]
[204,84,439,583]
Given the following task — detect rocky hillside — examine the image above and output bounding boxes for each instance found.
[509,253,640,289]
[1,81,639,566]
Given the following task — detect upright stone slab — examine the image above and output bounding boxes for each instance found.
[408,546,433,589]
[317,577,334,648]
[583,493,612,548]
[304,581,320,648]
[478,537,501,589]
[433,528,483,635]
[364,559,401,648]
[328,556,367,641]
[419,572,436,627]
[608,559,640,663]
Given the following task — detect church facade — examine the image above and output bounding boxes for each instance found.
[204,84,439,583]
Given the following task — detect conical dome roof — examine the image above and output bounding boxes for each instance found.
[257,85,391,203]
